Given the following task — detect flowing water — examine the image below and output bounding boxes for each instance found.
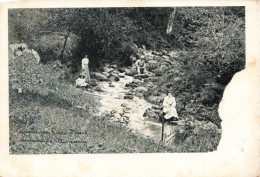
[92,75,176,142]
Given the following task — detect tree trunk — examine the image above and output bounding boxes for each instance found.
[166,8,177,34]
[61,32,70,61]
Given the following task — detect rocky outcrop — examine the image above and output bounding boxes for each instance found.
[92,72,108,81]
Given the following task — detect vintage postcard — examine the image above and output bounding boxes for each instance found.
[0,0,259,176]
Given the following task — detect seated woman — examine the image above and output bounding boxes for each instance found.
[76,75,88,88]
[163,92,179,122]
[135,56,147,75]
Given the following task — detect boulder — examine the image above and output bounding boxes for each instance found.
[124,95,134,100]
[132,79,143,85]
[134,86,148,93]
[174,77,182,82]
[111,72,119,78]
[158,65,168,73]
[162,55,170,60]
[118,72,125,78]
[89,80,98,87]
[104,67,114,73]
[110,64,118,68]
[92,72,108,81]
[143,108,158,118]
[135,92,144,98]
[152,105,161,110]
[147,95,161,104]
[102,72,110,77]
[134,74,149,79]
[121,103,127,107]
[124,68,131,75]
[109,76,116,82]
[109,84,115,87]
[94,86,103,92]
[161,83,173,92]
[147,60,158,64]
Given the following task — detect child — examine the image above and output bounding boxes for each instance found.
[76,75,88,89]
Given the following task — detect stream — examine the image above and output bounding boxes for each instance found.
[92,75,180,142]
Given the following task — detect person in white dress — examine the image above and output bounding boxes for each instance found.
[81,55,90,82]
[163,93,178,120]
[76,75,88,88]
[135,56,147,75]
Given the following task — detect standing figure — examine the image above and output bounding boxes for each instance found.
[82,55,90,82]
[135,56,147,75]
[163,93,178,120]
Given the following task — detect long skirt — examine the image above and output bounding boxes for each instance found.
[163,106,178,119]
[81,66,90,82]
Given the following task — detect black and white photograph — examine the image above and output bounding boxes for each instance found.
[1,0,260,176]
[8,7,246,154]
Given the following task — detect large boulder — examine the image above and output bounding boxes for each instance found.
[92,72,108,81]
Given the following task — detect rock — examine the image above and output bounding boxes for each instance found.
[102,72,110,77]
[161,83,173,92]
[104,67,114,73]
[174,77,182,82]
[109,76,116,82]
[168,51,177,57]
[89,80,98,87]
[147,96,161,104]
[111,64,117,68]
[146,77,158,82]
[162,55,170,60]
[147,60,158,64]
[135,92,144,98]
[94,86,103,92]
[146,63,158,72]
[109,84,115,87]
[132,79,143,85]
[161,50,168,55]
[143,108,158,118]
[121,103,127,107]
[134,74,149,79]
[111,72,119,78]
[128,66,137,76]
[114,76,120,81]
[134,86,148,93]
[124,95,134,99]
[118,72,125,78]
[152,51,160,55]
[92,72,108,81]
[124,68,131,75]
[158,65,168,73]
[152,105,161,110]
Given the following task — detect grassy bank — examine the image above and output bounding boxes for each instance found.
[10,88,176,154]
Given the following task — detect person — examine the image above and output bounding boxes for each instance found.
[76,75,88,88]
[81,55,90,82]
[135,56,147,75]
[163,93,178,121]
